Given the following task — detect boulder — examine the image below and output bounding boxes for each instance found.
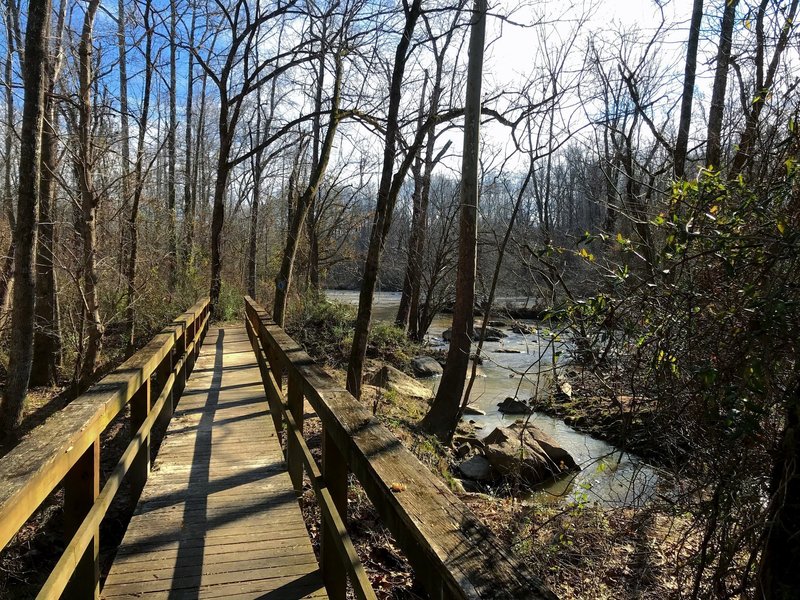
[497,396,531,415]
[442,327,507,343]
[410,356,443,377]
[483,424,578,486]
[369,365,433,400]
[478,327,507,342]
[511,323,534,335]
[458,455,492,481]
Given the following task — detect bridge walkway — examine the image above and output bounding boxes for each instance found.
[101,326,326,600]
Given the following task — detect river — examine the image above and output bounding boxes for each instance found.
[326,290,661,508]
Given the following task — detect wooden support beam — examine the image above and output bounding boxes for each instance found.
[63,439,100,600]
[287,371,304,495]
[129,379,151,502]
[156,351,173,431]
[322,425,348,600]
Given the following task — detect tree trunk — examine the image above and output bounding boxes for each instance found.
[247,93,263,299]
[729,0,798,178]
[307,43,326,292]
[209,122,231,316]
[187,69,208,266]
[345,0,423,398]
[273,51,343,327]
[167,0,177,290]
[124,0,153,350]
[706,0,738,169]
[30,88,60,387]
[396,75,430,331]
[1,0,51,436]
[31,0,66,388]
[420,0,486,442]
[76,0,103,383]
[395,158,423,331]
[0,13,16,313]
[247,165,260,298]
[182,3,196,269]
[674,0,703,178]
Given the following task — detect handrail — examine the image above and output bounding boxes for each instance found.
[0,297,210,599]
[245,301,377,600]
[244,296,557,600]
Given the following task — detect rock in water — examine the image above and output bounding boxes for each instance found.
[458,455,492,481]
[483,423,578,486]
[442,327,507,342]
[369,365,433,400]
[497,396,531,414]
[463,405,486,416]
[511,323,534,335]
[410,356,443,377]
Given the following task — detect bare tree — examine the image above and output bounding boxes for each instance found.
[706,0,739,169]
[273,37,344,326]
[420,0,486,442]
[345,0,423,398]
[674,0,703,178]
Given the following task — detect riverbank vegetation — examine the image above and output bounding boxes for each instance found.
[1,0,799,597]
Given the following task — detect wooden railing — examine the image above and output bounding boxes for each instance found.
[244,296,557,600]
[0,298,210,599]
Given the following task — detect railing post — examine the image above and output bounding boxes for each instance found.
[156,349,173,431]
[63,438,100,599]
[321,426,348,600]
[129,378,152,502]
[175,327,187,400]
[186,317,196,374]
[287,371,304,495]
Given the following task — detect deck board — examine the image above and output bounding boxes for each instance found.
[103,326,326,600]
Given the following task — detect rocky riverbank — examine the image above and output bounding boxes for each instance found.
[529,369,663,463]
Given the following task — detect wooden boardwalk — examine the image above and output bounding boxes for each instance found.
[102,326,327,599]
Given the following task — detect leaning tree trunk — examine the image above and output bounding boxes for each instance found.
[273,51,343,327]
[420,0,486,442]
[345,0,423,398]
[674,0,703,178]
[1,0,51,437]
[706,0,738,170]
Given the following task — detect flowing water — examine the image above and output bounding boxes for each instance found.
[326,290,661,508]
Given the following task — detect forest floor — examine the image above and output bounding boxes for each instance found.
[296,362,692,600]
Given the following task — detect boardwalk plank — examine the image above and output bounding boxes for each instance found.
[102,327,326,600]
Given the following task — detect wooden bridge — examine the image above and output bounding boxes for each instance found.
[0,297,555,600]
